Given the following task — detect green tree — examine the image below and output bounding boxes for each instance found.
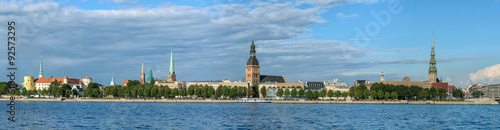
[137,87,144,98]
[260,86,267,98]
[298,89,304,98]
[151,87,158,97]
[124,87,130,97]
[320,89,326,100]
[180,89,186,97]
[430,87,437,99]
[126,80,140,87]
[276,88,283,99]
[208,87,216,98]
[313,91,319,99]
[284,89,291,99]
[215,86,222,98]
[291,89,297,99]
[327,90,334,100]
[370,91,377,100]
[305,90,313,99]
[164,87,171,98]
[157,87,163,97]
[342,92,348,100]
[65,90,71,98]
[131,87,138,98]
[391,92,398,100]
[194,87,201,97]
[378,90,384,100]
[230,86,238,98]
[385,92,391,100]
[222,86,230,98]
[187,86,194,96]
[335,90,341,100]
[349,91,355,100]
[472,91,484,98]
[171,88,178,97]
[417,90,428,100]
[437,88,447,99]
[363,90,370,100]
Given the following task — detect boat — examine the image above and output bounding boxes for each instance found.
[236,98,270,103]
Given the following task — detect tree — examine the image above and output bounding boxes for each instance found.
[298,89,304,98]
[239,86,246,98]
[385,92,391,100]
[230,86,238,98]
[356,90,363,100]
[335,90,341,100]
[437,88,447,99]
[187,86,194,96]
[179,89,186,97]
[391,92,398,100]
[151,87,158,98]
[348,91,355,100]
[222,86,230,98]
[65,90,71,98]
[126,80,140,87]
[260,86,267,98]
[342,92,348,100]
[215,86,222,98]
[378,90,384,100]
[452,88,464,99]
[327,90,334,100]
[157,87,163,97]
[320,89,326,100]
[247,86,255,98]
[137,87,144,98]
[164,87,171,98]
[472,91,484,98]
[313,91,319,99]
[430,87,437,99]
[305,90,313,99]
[171,88,178,97]
[131,87,137,98]
[363,90,370,100]
[276,88,283,99]
[194,87,201,97]
[124,87,130,98]
[284,89,290,99]
[291,89,297,99]
[417,90,428,100]
[370,91,377,100]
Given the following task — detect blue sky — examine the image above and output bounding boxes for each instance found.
[1,0,500,88]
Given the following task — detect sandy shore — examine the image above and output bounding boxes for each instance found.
[0,98,498,105]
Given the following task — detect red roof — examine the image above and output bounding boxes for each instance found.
[403,76,410,80]
[121,80,131,85]
[35,77,82,84]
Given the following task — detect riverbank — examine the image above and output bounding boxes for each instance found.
[0,98,498,105]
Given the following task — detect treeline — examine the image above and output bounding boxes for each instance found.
[7,81,77,97]
[260,86,348,100]
[351,83,464,100]
[98,81,257,99]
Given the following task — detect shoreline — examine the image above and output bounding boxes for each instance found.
[0,98,497,105]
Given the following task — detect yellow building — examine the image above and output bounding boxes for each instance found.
[24,76,35,91]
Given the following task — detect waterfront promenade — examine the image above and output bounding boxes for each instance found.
[1,97,498,105]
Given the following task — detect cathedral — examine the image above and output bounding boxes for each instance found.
[375,34,440,89]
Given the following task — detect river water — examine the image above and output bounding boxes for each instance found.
[0,101,499,129]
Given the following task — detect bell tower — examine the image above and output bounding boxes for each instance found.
[429,33,437,83]
[245,38,260,86]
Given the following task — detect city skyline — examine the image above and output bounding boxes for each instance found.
[1,0,500,88]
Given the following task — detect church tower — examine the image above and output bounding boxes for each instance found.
[168,49,176,82]
[140,62,145,84]
[110,75,115,86]
[39,56,44,78]
[429,33,437,83]
[245,39,260,86]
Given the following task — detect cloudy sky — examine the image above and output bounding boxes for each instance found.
[1,0,499,88]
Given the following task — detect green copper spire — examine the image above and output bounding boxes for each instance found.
[147,69,154,83]
[169,49,175,75]
[111,75,114,82]
[39,56,44,78]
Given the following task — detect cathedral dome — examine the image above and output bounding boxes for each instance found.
[247,56,259,65]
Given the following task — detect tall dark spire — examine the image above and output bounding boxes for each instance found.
[247,39,259,65]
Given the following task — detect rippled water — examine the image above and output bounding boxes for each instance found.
[0,101,499,129]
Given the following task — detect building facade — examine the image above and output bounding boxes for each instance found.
[186,80,248,90]
[23,76,35,91]
[324,79,350,93]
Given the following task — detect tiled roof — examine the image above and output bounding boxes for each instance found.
[121,80,131,85]
[35,77,82,84]
[260,75,285,83]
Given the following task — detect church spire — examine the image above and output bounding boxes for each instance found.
[110,74,115,86]
[169,49,175,75]
[168,48,177,82]
[429,32,437,83]
[39,56,43,78]
[140,62,145,84]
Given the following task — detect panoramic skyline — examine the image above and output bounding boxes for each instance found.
[1,0,500,88]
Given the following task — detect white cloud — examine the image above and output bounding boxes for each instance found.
[337,13,359,19]
[469,64,500,84]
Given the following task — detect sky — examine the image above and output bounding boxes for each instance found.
[1,0,500,88]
